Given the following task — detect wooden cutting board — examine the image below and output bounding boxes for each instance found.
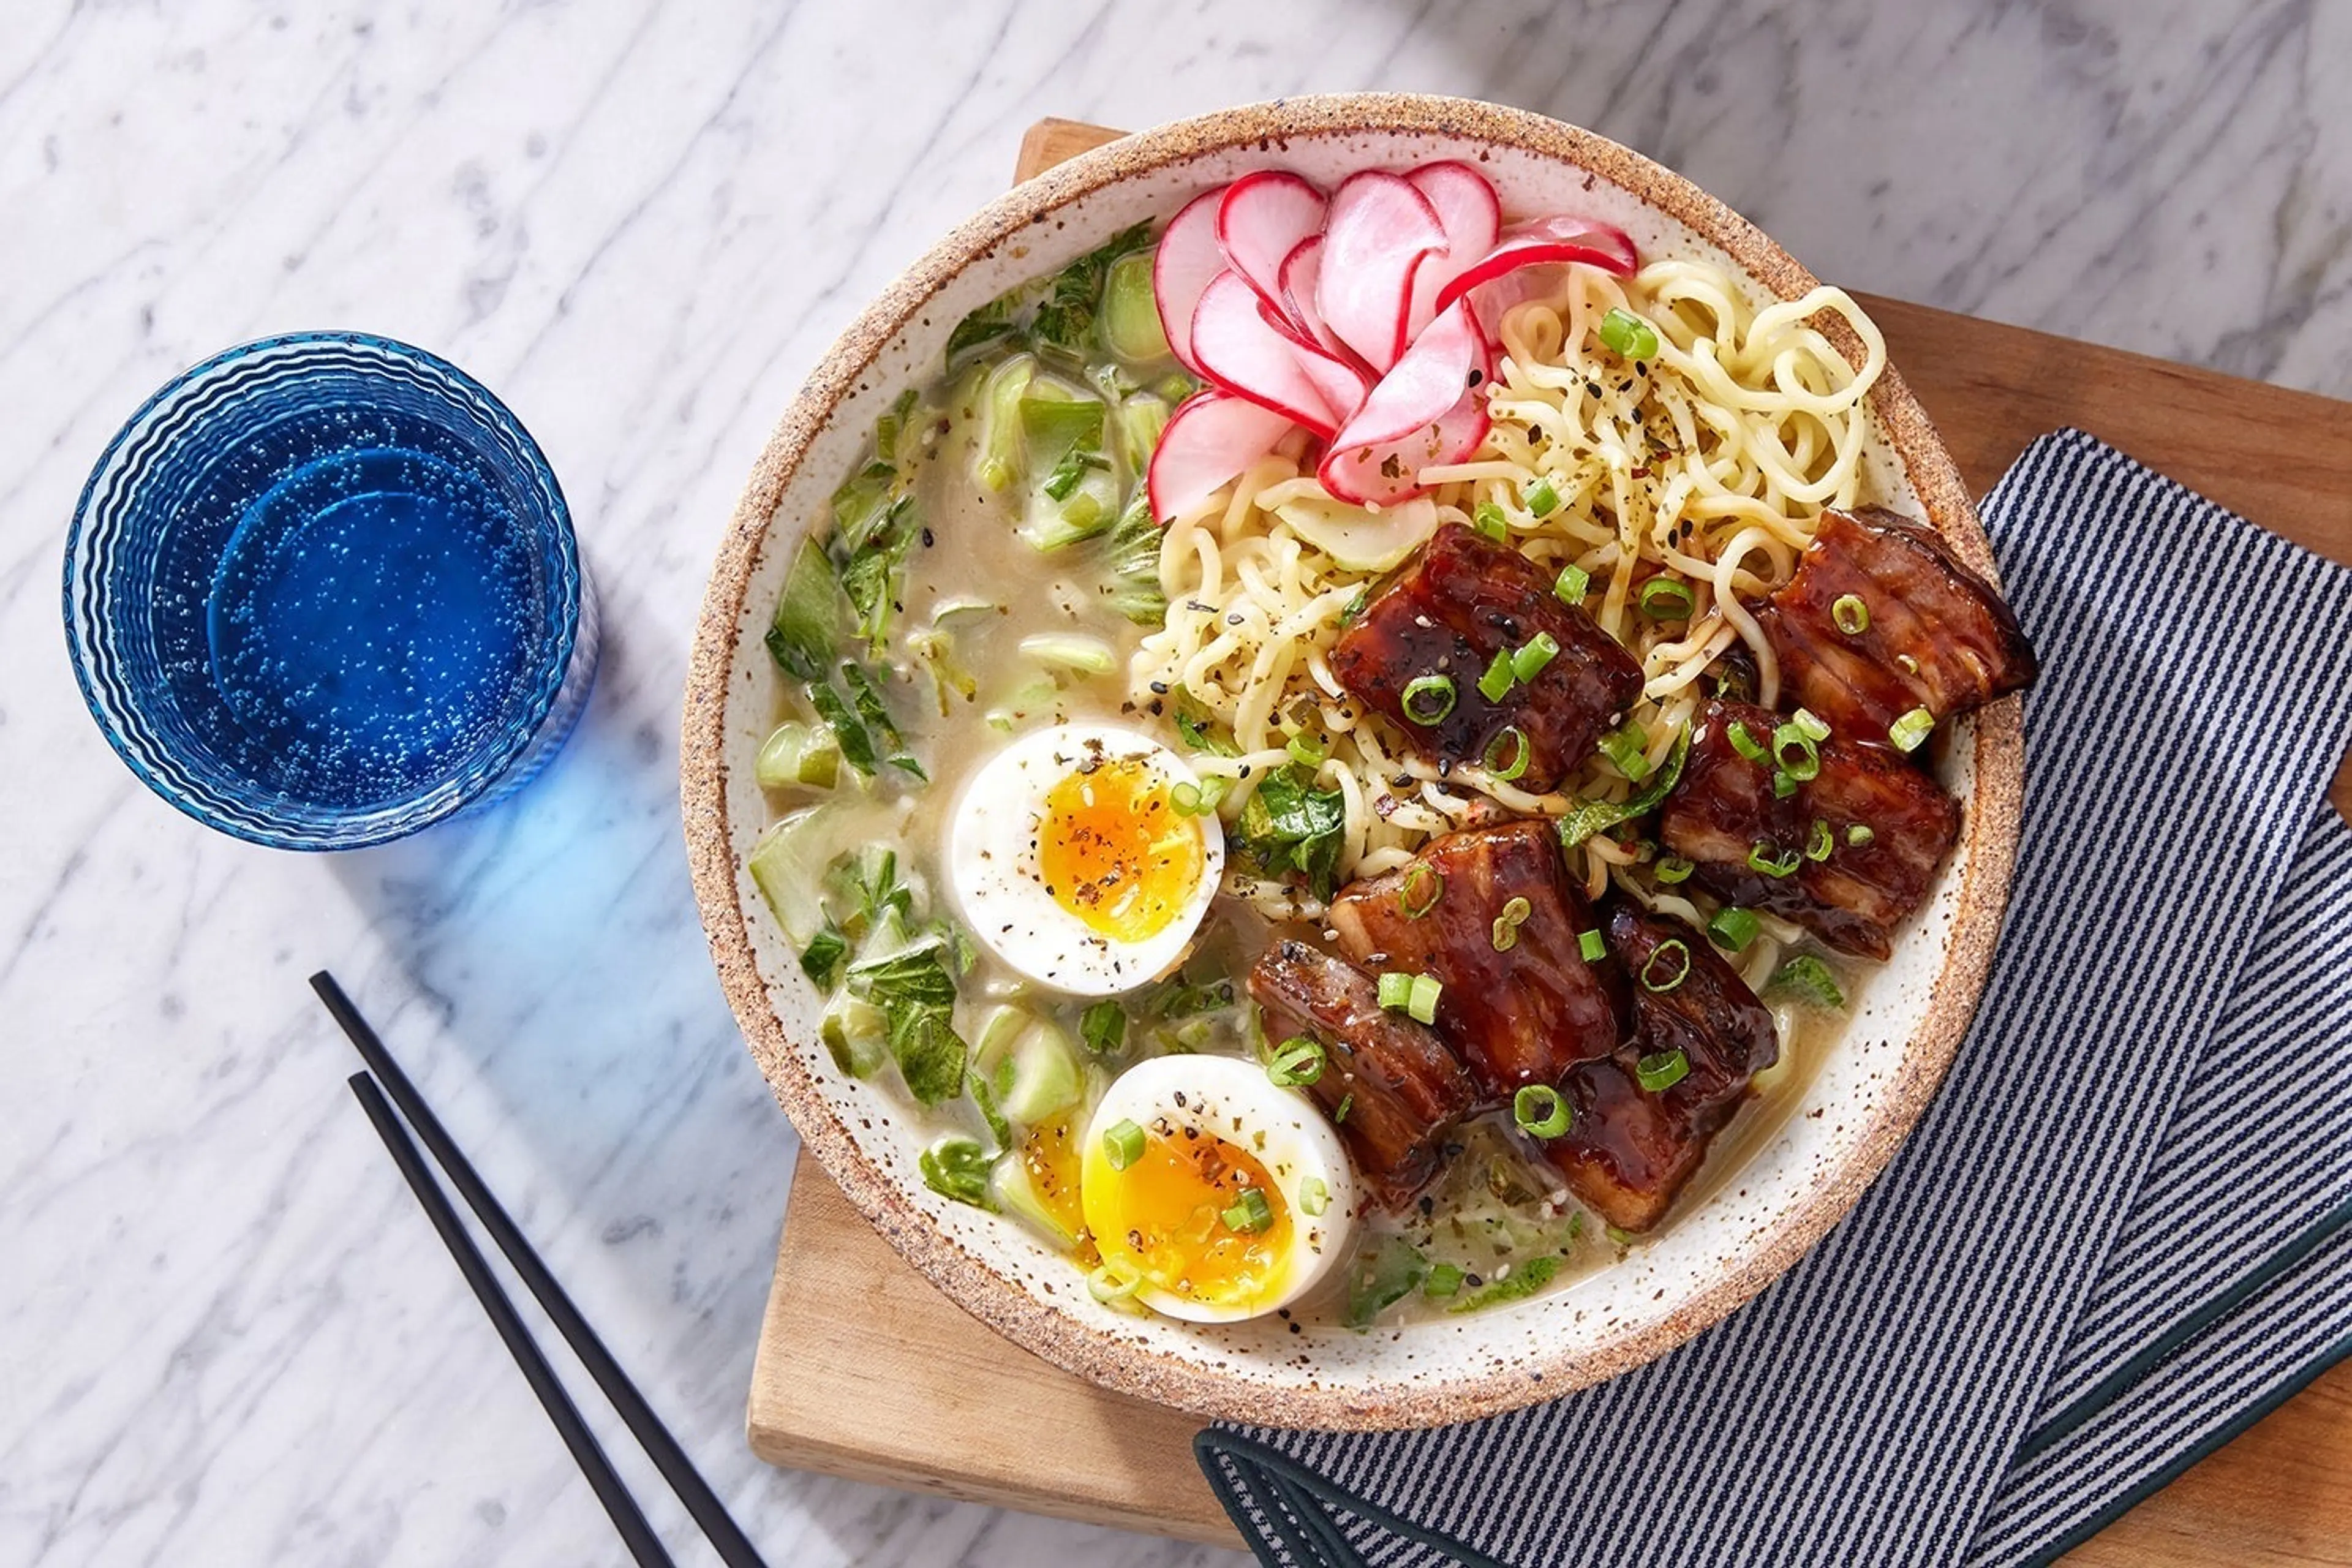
[748,118,2352,1563]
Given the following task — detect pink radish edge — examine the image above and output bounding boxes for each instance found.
[1317,172,1447,375]
[1317,301,1493,505]
[1215,171,1327,314]
[1147,390,1297,522]
[1276,235,1359,364]
[1433,216,1639,318]
[1403,161,1503,339]
[1189,270,1350,434]
[1153,189,1229,373]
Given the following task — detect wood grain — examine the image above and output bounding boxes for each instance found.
[748,116,2352,1561]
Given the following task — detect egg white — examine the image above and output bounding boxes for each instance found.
[947,723,1224,997]
[1081,1054,1357,1323]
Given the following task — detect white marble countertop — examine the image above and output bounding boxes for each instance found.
[4,3,2346,1564]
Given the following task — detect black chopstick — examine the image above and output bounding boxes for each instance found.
[347,1072,675,1568]
[315,971,767,1568]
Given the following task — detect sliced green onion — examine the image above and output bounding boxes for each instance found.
[1767,954,1846,1011]
[1748,842,1803,878]
[1407,974,1442,1025]
[1578,927,1606,962]
[1483,726,1531,781]
[1656,854,1695,885]
[1555,724,1692,851]
[1423,1262,1465,1299]
[1477,647,1517,703]
[1473,500,1510,543]
[1491,894,1533,952]
[1640,938,1692,993]
[1772,770,1800,799]
[1088,1262,1143,1305]
[1080,1000,1126,1055]
[1103,1118,1146,1170]
[1638,578,1695,620]
[1513,1083,1571,1139]
[1707,906,1761,951]
[1555,563,1591,606]
[1792,707,1831,742]
[1512,631,1561,682]
[1635,1048,1690,1091]
[1525,476,1560,518]
[1300,1176,1331,1217]
[1398,862,1445,919]
[1831,594,1870,635]
[1267,1035,1327,1088]
[1727,721,1767,763]
[1402,674,1457,725]
[1772,723,1822,782]
[1377,971,1414,1012]
[1287,729,1329,768]
[1806,819,1834,861]
[1847,823,1875,848]
[1598,306,1660,361]
[1598,725,1650,780]
[1170,776,1231,816]
[1334,1092,1354,1124]
[1890,706,1935,753]
[1221,1188,1274,1234]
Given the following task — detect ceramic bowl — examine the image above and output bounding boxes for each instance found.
[683,94,2024,1430]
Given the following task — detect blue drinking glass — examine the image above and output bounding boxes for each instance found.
[63,332,598,850]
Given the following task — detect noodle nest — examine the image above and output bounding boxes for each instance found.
[1129,256,1887,913]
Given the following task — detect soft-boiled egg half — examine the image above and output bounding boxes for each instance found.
[948,723,1224,997]
[1081,1055,1356,1322]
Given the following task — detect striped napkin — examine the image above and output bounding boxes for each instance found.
[1198,429,2352,1568]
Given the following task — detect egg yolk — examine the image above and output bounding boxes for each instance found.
[1088,1124,1294,1309]
[1020,1108,1089,1246]
[1038,758,1204,942]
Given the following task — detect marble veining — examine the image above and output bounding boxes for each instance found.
[0,2,2343,1564]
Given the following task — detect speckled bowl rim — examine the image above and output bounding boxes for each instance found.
[683,93,2025,1431]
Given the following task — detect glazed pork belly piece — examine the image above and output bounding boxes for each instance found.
[1754,505,2037,743]
[1327,820,1627,1101]
[1545,903,1780,1232]
[1660,699,1961,961]
[1248,941,1480,1211]
[1329,522,1642,794]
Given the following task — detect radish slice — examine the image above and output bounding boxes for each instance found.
[1317,301,1492,505]
[1215,171,1326,313]
[1191,270,1350,434]
[1147,391,1295,522]
[1249,271,1374,425]
[1432,214,1639,320]
[1317,172,1447,375]
[1272,318,1374,431]
[1153,190,1229,373]
[1461,265,1569,340]
[1276,235,1353,360]
[1403,162,1502,337]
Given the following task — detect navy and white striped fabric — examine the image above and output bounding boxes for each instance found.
[2027,804,2352,1440]
[1199,431,2352,1567]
